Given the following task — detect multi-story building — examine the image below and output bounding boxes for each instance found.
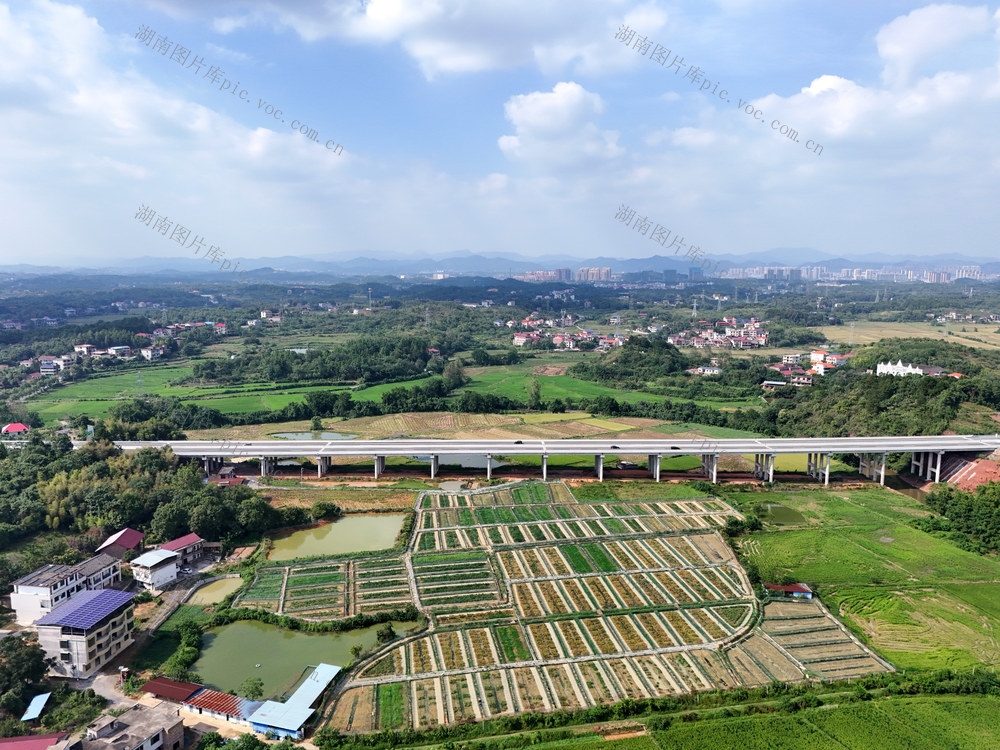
[35,589,135,678]
[72,554,122,591]
[129,550,178,592]
[159,533,204,568]
[51,703,183,750]
[9,566,85,626]
[9,555,120,625]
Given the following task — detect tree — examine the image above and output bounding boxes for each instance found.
[310,416,323,431]
[150,503,189,542]
[350,645,363,661]
[239,677,264,700]
[442,361,466,391]
[0,634,50,694]
[375,623,396,644]
[528,377,542,410]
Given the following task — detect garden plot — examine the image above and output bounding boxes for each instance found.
[413,552,502,609]
[330,686,376,733]
[760,598,890,680]
[327,481,891,734]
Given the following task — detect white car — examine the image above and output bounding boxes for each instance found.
[181,567,193,574]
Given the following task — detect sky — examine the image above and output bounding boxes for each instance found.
[1,0,1000,270]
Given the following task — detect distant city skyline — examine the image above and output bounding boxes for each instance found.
[3,1,1000,266]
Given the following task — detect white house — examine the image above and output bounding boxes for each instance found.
[130,549,179,592]
[876,360,933,377]
[9,554,121,625]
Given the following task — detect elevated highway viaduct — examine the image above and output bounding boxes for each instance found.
[108,434,1000,485]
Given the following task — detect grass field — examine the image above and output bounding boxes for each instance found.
[816,320,1000,351]
[648,695,1000,750]
[743,486,1000,669]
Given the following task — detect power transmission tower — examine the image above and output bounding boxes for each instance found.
[691,298,698,318]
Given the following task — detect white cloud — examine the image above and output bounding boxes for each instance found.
[876,4,992,87]
[498,82,622,170]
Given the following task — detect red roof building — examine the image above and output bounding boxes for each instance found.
[96,527,145,558]
[160,532,205,566]
[764,582,813,599]
[2,423,30,434]
[0,733,69,750]
[141,677,203,702]
[183,689,262,725]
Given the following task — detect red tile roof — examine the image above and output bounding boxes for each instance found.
[161,532,203,551]
[764,583,812,594]
[0,734,69,750]
[2,423,30,433]
[141,677,203,702]
[184,689,261,719]
[97,527,145,552]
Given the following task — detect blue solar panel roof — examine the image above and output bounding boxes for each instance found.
[36,589,134,629]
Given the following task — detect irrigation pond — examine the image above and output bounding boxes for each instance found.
[268,513,407,561]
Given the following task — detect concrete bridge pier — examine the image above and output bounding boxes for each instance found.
[753,453,775,482]
[806,452,832,486]
[594,454,604,481]
[486,455,492,481]
[259,457,270,476]
[430,455,439,479]
[926,451,943,482]
[700,454,718,483]
[648,454,661,482]
[541,454,548,481]
[316,456,330,477]
[373,455,386,479]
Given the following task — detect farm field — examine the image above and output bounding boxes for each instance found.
[815,320,1000,351]
[318,480,890,733]
[648,695,1000,750]
[743,485,1000,670]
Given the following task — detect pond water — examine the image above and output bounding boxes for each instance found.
[763,503,807,526]
[187,578,243,605]
[268,514,407,561]
[271,431,358,440]
[410,454,506,469]
[192,619,411,698]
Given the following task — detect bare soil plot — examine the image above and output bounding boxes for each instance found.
[511,667,549,712]
[741,634,806,681]
[689,649,738,691]
[410,678,443,730]
[727,644,771,686]
[330,687,376,733]
[605,659,650,699]
[544,664,585,710]
[479,670,513,716]
[575,661,616,704]
[556,619,593,657]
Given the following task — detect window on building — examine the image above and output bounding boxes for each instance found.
[150,731,163,746]
[59,640,70,649]
[60,653,71,662]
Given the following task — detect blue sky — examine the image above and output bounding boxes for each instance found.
[2,0,999,268]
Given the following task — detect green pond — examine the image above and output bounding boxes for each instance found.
[192,619,410,698]
[268,513,407,561]
[764,503,807,526]
[187,578,243,605]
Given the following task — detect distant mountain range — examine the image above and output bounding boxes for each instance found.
[2,249,999,277]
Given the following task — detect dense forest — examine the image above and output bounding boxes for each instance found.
[192,336,433,385]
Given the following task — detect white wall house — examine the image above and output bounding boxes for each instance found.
[130,549,179,592]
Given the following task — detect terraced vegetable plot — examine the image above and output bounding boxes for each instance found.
[326,480,892,733]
